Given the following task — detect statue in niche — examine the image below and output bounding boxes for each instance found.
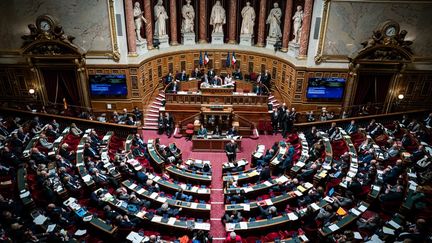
[154,0,168,37]
[292,5,304,44]
[181,0,195,34]
[133,1,147,42]
[210,0,226,34]
[240,2,255,35]
[266,2,282,39]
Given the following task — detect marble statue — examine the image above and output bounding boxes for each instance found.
[181,0,195,33]
[266,2,282,39]
[240,2,255,35]
[292,5,304,44]
[210,1,226,34]
[133,1,147,42]
[154,0,168,37]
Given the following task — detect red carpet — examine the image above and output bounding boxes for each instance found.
[141,130,287,240]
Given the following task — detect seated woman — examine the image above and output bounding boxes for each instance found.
[197,125,208,137]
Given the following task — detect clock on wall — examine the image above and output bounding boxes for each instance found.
[36,15,57,33]
[380,20,400,38]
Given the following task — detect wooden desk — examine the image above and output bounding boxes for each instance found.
[122,180,211,218]
[165,165,212,185]
[192,135,242,152]
[201,86,234,95]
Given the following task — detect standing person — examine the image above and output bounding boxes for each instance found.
[157,113,165,135]
[281,110,290,138]
[164,112,174,138]
[271,108,279,134]
[225,140,238,162]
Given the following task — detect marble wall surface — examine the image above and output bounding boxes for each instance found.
[0,0,112,53]
[323,1,432,58]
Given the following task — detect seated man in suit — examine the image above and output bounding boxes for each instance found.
[174,188,193,202]
[177,70,188,81]
[207,68,216,80]
[258,205,278,219]
[232,68,243,80]
[191,67,203,79]
[84,143,100,159]
[167,80,180,93]
[157,203,181,217]
[213,125,222,136]
[38,132,53,150]
[346,120,358,135]
[165,72,174,85]
[197,125,208,137]
[326,122,337,138]
[222,210,243,224]
[227,126,238,136]
[211,75,222,86]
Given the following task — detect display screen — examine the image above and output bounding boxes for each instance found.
[306,77,345,99]
[89,74,127,97]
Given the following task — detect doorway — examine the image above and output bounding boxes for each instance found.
[354,72,394,106]
[40,69,80,107]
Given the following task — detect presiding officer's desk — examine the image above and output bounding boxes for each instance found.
[192,135,242,152]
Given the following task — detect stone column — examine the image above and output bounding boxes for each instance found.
[299,0,313,57]
[124,0,137,55]
[227,0,238,44]
[256,0,267,47]
[281,0,294,52]
[169,0,178,45]
[198,0,207,43]
[143,0,154,49]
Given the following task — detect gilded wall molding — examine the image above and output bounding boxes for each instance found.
[81,0,120,62]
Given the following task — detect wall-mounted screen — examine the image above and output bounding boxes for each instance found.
[89,74,128,97]
[306,77,345,100]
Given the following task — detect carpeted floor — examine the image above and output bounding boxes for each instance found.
[142,130,286,240]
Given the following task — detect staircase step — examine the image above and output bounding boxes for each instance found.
[146,113,159,118]
[148,109,159,113]
[145,122,158,126]
[156,97,165,101]
[145,118,158,122]
[268,95,274,99]
[150,105,161,109]
[158,93,166,98]
[143,126,158,130]
[153,101,163,106]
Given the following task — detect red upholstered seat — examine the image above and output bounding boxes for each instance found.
[185,123,194,135]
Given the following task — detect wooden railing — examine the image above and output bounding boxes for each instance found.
[0,107,138,137]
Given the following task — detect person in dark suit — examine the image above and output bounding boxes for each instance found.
[157,113,165,135]
[177,70,188,81]
[258,205,278,219]
[346,120,358,135]
[225,140,238,162]
[271,108,279,134]
[327,122,337,138]
[168,80,180,93]
[281,110,290,138]
[164,113,174,137]
[207,68,215,80]
[261,70,271,93]
[84,143,99,158]
[424,113,432,127]
[165,72,174,85]
[232,68,243,80]
[278,103,287,126]
[211,75,222,86]
[191,67,203,79]
[59,143,75,162]
[30,148,49,165]
[227,126,238,136]
[213,125,222,136]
